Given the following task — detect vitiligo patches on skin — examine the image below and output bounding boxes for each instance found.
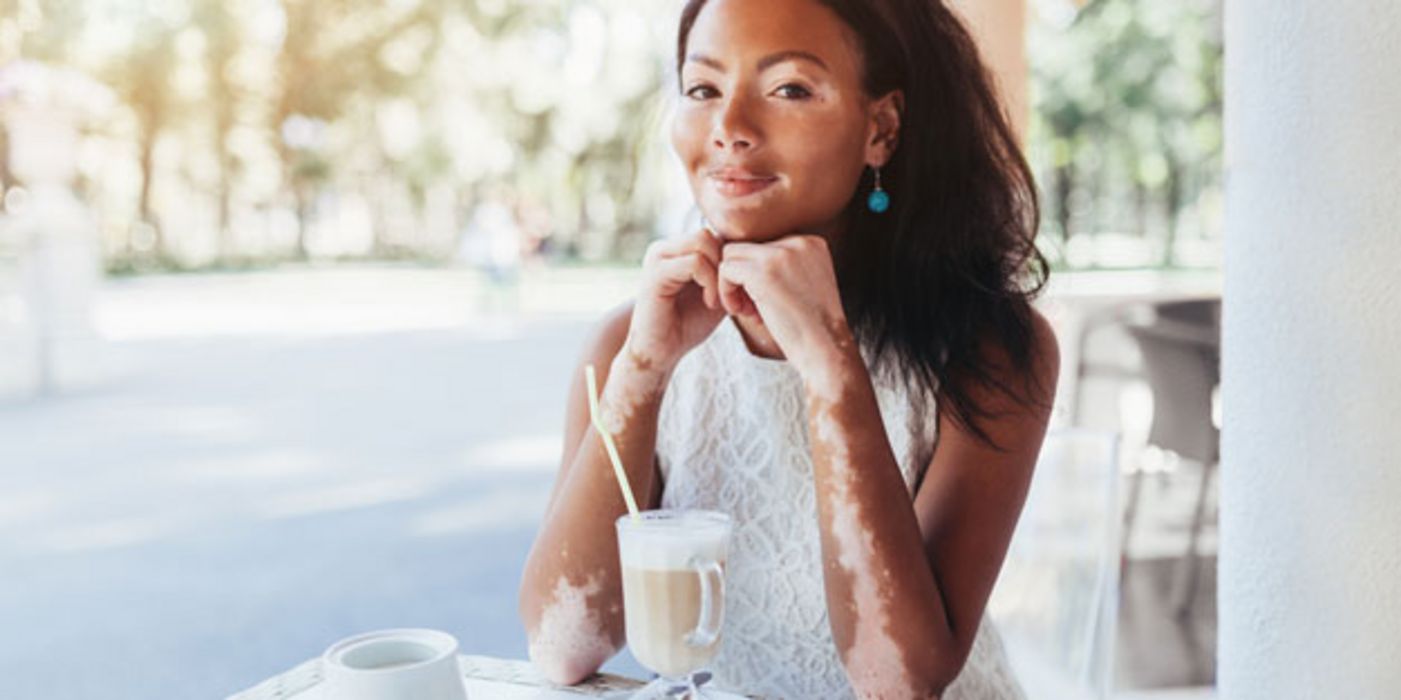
[598,389,635,437]
[812,400,920,698]
[528,573,616,684]
[802,316,861,404]
[598,349,667,437]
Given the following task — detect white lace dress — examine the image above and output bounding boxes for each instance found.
[655,319,1025,700]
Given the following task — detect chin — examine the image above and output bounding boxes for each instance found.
[703,211,792,243]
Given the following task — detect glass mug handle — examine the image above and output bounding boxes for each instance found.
[684,556,725,648]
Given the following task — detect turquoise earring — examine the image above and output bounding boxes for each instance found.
[867,167,890,214]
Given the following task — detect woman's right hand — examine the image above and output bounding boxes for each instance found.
[624,228,726,375]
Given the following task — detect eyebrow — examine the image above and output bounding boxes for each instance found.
[685,50,830,73]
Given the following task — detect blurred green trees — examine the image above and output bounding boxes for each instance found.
[1029,0,1223,269]
[2,0,674,270]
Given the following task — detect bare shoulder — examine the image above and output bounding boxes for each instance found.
[1027,306,1061,387]
[974,305,1060,402]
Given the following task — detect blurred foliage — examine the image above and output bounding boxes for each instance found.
[0,0,1223,272]
[1,0,675,271]
[1028,0,1223,269]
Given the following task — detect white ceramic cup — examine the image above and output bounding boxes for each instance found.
[321,628,467,700]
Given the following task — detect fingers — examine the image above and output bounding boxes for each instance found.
[717,240,773,318]
[722,234,825,261]
[715,236,822,318]
[715,241,758,316]
[644,228,722,266]
[694,227,723,268]
[717,258,759,318]
[642,233,693,262]
[693,251,720,310]
[692,230,722,310]
[644,229,723,309]
[644,231,823,315]
[650,252,715,302]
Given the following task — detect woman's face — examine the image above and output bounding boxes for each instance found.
[671,0,890,242]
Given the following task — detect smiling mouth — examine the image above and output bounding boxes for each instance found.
[708,175,779,197]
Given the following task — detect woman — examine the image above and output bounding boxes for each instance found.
[519,0,1058,696]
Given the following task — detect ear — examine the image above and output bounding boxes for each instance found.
[864,89,903,168]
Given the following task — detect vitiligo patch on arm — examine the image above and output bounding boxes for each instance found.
[527,573,616,684]
[811,403,921,698]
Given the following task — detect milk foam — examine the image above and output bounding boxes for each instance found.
[618,517,729,570]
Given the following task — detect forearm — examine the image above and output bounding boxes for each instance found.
[519,349,669,682]
[803,352,958,698]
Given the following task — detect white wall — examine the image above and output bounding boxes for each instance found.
[1221,1,1401,697]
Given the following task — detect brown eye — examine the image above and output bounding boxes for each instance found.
[774,83,813,100]
[685,84,719,100]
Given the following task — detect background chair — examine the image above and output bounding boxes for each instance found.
[1122,299,1220,617]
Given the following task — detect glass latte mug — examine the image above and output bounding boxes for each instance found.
[615,510,731,699]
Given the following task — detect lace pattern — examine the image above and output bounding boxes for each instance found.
[655,319,1025,700]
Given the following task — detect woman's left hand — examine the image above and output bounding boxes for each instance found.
[717,235,857,382]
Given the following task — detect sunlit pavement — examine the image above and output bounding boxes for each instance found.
[0,266,648,699]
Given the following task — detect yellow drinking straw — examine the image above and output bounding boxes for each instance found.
[585,364,640,521]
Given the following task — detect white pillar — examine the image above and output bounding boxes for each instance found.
[1221,2,1401,697]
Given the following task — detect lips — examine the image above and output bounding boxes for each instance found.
[706,167,778,198]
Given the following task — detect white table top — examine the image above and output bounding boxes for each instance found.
[229,655,752,699]
[228,655,639,699]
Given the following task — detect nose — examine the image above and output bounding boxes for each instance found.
[711,93,759,152]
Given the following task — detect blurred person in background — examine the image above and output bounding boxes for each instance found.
[458,184,523,314]
[520,0,1058,697]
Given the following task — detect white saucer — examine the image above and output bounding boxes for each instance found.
[236,655,750,700]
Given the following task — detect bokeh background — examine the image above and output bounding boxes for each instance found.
[0,0,1223,698]
[0,0,1220,273]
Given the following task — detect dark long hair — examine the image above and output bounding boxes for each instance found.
[677,0,1050,446]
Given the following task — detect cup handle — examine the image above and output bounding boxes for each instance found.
[684,557,724,648]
